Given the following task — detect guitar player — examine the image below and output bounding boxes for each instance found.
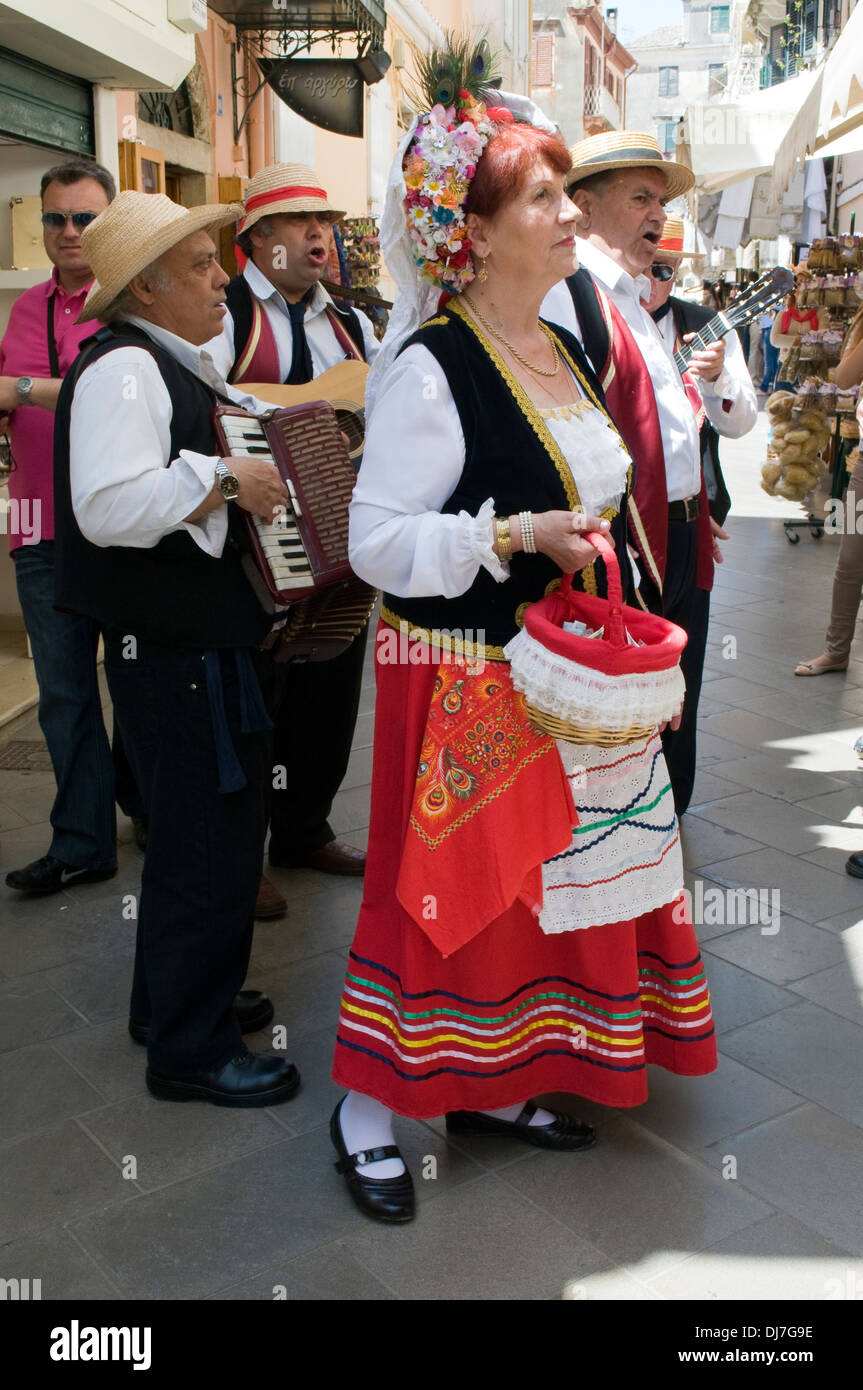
[210,163,379,919]
[540,136,757,814]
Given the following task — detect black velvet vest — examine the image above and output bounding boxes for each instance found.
[382,302,631,655]
[53,323,272,649]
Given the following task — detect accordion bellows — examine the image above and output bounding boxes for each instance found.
[504,533,688,744]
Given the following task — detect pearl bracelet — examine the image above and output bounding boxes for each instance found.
[519,510,536,554]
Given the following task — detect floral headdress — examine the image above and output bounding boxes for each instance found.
[403,35,511,293]
[364,61,556,421]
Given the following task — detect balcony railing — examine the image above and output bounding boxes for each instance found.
[583,83,621,129]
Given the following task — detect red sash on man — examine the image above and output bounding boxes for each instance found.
[600,292,713,597]
[572,276,714,599]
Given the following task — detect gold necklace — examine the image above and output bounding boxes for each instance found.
[462,295,560,377]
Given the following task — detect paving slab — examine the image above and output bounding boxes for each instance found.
[501,1115,771,1279]
[720,1000,863,1128]
[630,1054,803,1153]
[69,1122,481,1300]
[208,1241,398,1301]
[701,915,847,987]
[702,1104,863,1256]
[698,847,863,923]
[647,1212,863,1301]
[341,1173,616,1302]
[0,977,87,1054]
[0,1119,133,1244]
[0,1227,125,1300]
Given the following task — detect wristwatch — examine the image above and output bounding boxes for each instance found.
[15,376,34,406]
[215,459,240,501]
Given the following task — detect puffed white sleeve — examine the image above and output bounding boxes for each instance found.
[697,330,758,438]
[349,344,508,596]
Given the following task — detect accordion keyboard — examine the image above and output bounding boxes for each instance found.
[218,414,313,591]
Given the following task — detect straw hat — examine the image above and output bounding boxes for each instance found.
[237,162,345,234]
[567,131,695,202]
[656,215,685,257]
[78,191,243,322]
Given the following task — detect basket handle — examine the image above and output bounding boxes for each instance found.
[559,530,627,649]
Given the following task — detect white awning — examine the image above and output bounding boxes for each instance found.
[773,3,863,200]
[682,72,818,195]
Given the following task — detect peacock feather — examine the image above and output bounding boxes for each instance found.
[408,30,500,115]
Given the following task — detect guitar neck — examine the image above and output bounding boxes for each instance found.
[673,312,735,372]
[672,284,785,375]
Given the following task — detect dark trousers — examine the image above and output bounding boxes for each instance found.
[103,633,269,1072]
[13,539,118,868]
[640,518,710,816]
[265,624,368,859]
[760,328,780,392]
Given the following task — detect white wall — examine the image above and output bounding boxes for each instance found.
[0,0,196,88]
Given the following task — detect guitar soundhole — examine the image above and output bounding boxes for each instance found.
[335,407,365,455]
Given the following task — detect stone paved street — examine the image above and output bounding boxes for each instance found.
[2,404,863,1301]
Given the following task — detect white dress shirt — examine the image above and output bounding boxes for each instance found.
[541,240,703,502]
[653,307,757,438]
[69,317,275,556]
[207,260,379,383]
[348,345,629,598]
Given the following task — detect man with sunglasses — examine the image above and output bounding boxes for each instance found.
[0,159,138,895]
[542,133,755,815]
[645,219,755,537]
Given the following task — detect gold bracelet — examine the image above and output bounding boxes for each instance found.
[495,515,512,563]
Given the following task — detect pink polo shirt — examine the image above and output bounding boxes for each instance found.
[0,268,96,551]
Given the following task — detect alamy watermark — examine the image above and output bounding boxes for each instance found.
[376,621,487,676]
[673,880,781,935]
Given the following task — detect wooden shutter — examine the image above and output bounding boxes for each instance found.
[532,34,554,89]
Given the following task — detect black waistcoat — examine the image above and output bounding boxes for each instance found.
[53,323,272,649]
[382,304,631,654]
[224,276,367,385]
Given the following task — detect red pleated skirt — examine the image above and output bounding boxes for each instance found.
[332,625,717,1119]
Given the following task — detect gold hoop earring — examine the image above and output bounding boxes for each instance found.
[478,256,488,284]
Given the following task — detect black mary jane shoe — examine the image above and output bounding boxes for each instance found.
[330,1098,415,1224]
[446,1100,597,1152]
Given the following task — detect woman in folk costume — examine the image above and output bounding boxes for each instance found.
[329,40,717,1224]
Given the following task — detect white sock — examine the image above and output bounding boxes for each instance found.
[481,1102,556,1127]
[339,1091,406,1179]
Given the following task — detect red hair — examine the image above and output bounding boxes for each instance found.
[466,123,572,220]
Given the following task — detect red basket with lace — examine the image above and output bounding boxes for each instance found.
[504,532,688,745]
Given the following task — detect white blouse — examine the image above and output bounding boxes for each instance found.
[348,343,629,598]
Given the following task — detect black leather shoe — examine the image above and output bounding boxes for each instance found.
[131,816,148,852]
[446,1100,597,1152]
[146,1049,300,1107]
[330,1097,415,1223]
[129,990,275,1046]
[5,854,117,896]
[846,852,863,878]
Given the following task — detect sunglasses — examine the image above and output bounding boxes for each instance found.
[650,263,675,281]
[41,211,99,230]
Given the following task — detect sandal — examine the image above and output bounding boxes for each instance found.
[794,657,848,676]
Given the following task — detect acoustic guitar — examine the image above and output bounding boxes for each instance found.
[242,359,369,469]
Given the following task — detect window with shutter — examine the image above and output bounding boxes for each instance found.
[532,34,554,88]
[658,66,679,97]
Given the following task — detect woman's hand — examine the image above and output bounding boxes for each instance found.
[658,703,684,734]
[530,511,611,573]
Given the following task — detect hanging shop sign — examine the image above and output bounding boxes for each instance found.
[260,58,365,138]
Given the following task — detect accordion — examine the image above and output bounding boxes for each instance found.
[213,400,376,662]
